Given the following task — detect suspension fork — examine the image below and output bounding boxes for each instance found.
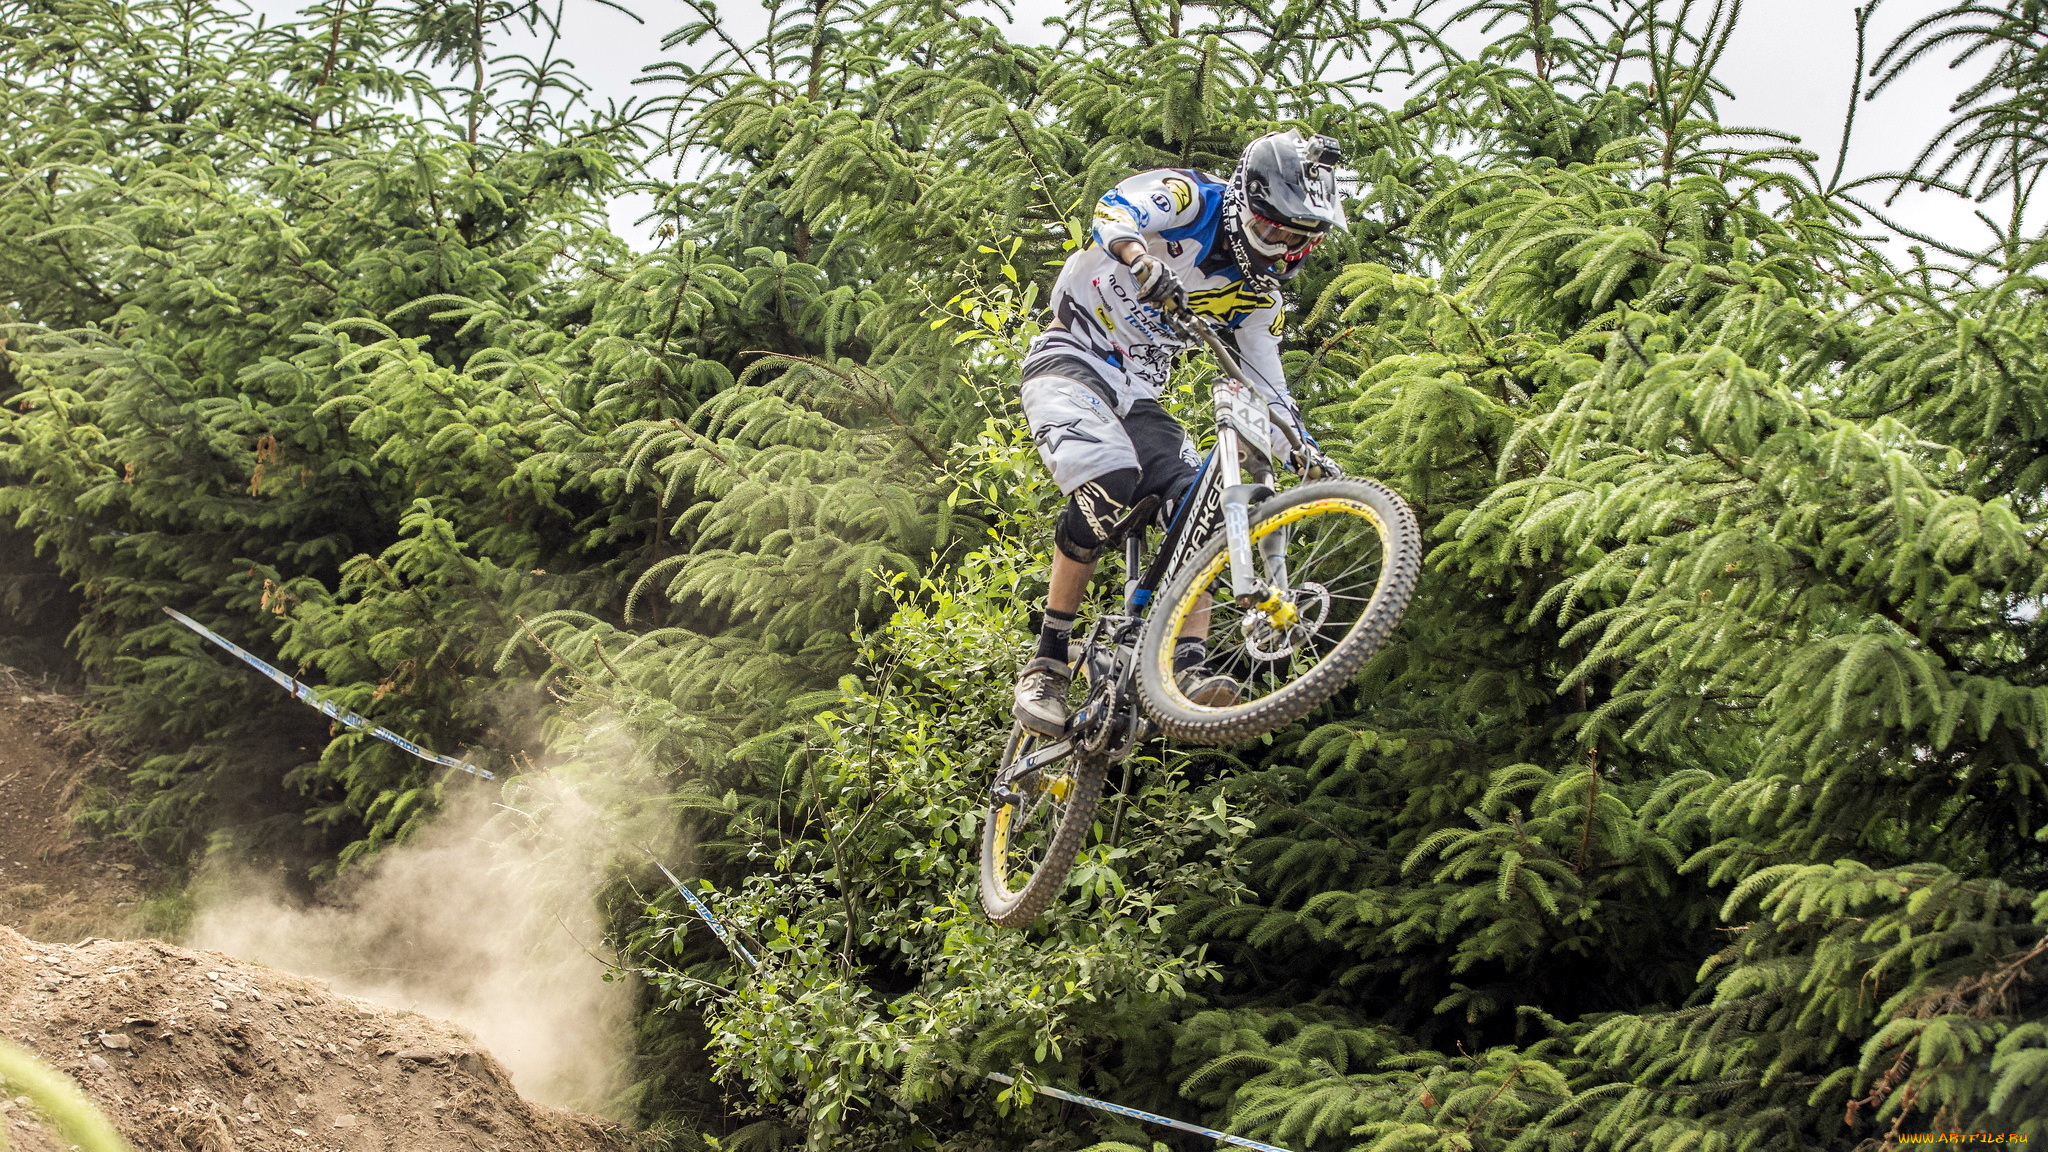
[1218,426,1292,611]
[1255,464,1288,591]
[1216,424,1265,604]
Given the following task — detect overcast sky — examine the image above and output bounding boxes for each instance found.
[250,0,2004,253]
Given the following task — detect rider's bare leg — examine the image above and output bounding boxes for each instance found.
[1046,548,1094,616]
[1050,553,1207,639]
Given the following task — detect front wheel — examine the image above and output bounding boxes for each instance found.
[1137,478,1420,746]
[979,725,1109,927]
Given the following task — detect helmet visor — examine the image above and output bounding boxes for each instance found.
[1246,212,1321,258]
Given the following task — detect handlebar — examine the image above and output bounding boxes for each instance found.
[1165,308,1306,453]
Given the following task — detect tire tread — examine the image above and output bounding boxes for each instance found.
[978,737,1109,927]
[1136,478,1421,746]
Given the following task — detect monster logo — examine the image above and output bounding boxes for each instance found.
[1163,175,1194,213]
[1186,282,1276,326]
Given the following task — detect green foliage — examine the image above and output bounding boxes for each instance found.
[5,0,2048,1148]
[0,1038,133,1152]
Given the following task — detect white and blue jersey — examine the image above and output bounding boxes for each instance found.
[1025,168,1293,417]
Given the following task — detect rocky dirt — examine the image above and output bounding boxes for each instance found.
[0,667,156,942]
[0,926,629,1151]
[0,670,632,1151]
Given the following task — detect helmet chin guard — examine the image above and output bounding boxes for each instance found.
[1223,129,1347,285]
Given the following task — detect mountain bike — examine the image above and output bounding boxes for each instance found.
[980,314,1422,927]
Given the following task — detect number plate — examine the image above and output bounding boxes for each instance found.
[1220,380,1274,458]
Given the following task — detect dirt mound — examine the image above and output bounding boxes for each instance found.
[0,926,628,1152]
[0,669,155,941]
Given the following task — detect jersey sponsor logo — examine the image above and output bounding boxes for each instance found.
[1102,190,1148,227]
[1152,192,1173,212]
[1166,240,1183,257]
[1060,294,1110,341]
[1163,175,1194,213]
[1099,274,1174,341]
[1034,417,1104,453]
[1186,281,1276,326]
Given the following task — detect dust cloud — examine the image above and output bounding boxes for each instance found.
[188,737,673,1114]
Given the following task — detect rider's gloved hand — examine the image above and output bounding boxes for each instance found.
[1125,253,1187,311]
[1291,444,1341,481]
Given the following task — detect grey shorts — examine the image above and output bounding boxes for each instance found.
[1021,367,1200,501]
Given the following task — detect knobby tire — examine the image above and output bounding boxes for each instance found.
[1136,477,1421,745]
[979,725,1109,927]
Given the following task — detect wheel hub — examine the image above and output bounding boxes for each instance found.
[1242,582,1331,660]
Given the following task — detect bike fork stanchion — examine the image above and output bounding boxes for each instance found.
[1213,420,1266,605]
[1253,466,1289,591]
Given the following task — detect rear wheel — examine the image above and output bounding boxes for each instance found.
[979,725,1108,927]
[1137,478,1420,745]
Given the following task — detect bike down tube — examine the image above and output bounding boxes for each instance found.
[1123,530,1144,609]
[1136,448,1218,598]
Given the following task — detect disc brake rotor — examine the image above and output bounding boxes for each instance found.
[1242,581,1332,660]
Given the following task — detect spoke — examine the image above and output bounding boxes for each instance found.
[1170,506,1398,706]
[1314,554,1385,594]
[1294,517,1347,573]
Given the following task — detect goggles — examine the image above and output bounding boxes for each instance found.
[1245,212,1324,258]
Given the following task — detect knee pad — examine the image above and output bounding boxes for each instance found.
[1054,469,1140,563]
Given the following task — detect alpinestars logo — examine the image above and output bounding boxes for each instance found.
[1035,418,1103,453]
[1186,281,1275,326]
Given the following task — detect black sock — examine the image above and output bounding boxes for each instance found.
[1036,608,1077,663]
[1173,638,1206,675]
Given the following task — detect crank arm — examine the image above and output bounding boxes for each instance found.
[994,737,1073,794]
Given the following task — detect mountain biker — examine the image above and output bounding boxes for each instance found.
[1013,129,1347,738]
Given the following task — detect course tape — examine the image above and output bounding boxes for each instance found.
[163,607,493,780]
[649,857,1295,1152]
[984,1073,1295,1152]
[646,852,761,971]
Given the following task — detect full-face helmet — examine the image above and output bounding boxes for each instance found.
[1223,130,1348,286]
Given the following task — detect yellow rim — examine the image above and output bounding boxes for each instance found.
[991,759,1072,895]
[991,802,1014,889]
[1154,497,1388,712]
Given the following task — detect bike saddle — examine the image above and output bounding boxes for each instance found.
[1102,494,1162,547]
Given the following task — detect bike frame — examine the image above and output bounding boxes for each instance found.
[1131,317,1303,619]
[1061,322,1304,741]
[999,316,1308,782]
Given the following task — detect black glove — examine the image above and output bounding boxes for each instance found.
[1291,444,1340,481]
[1125,252,1186,310]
